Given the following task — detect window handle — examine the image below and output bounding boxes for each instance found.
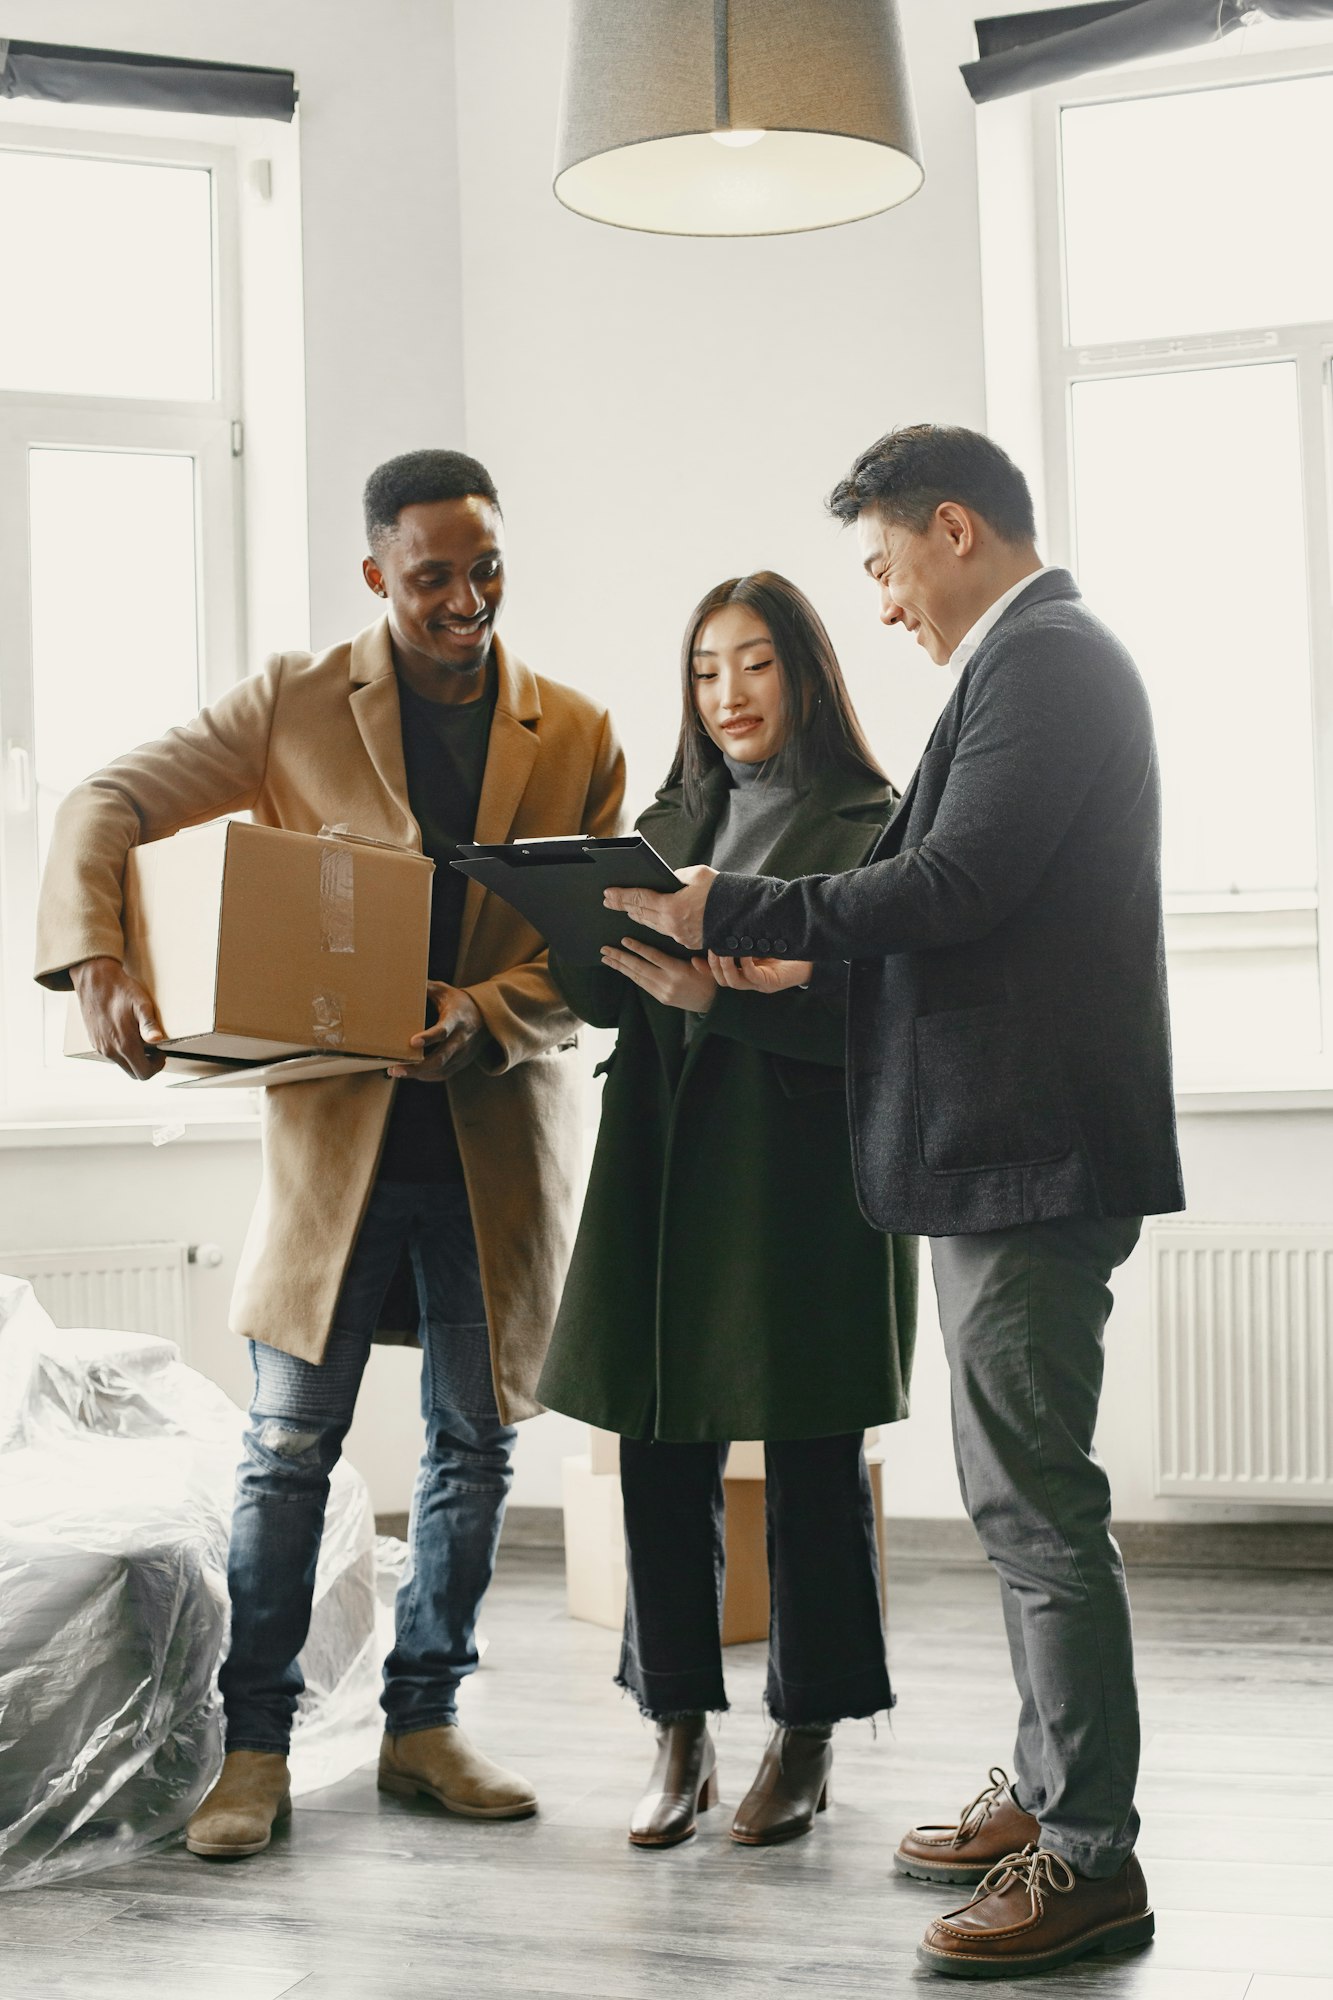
[5,743,32,813]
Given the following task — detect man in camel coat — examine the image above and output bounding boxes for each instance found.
[34,449,624,1858]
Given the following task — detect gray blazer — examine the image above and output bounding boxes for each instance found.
[704,569,1186,1236]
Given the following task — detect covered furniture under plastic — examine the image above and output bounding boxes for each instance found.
[0,1275,384,1891]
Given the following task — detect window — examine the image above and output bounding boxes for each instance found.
[0,126,243,1122]
[1026,51,1333,1089]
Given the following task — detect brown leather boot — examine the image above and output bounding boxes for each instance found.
[628,1715,719,1849]
[378,1726,537,1819]
[895,1766,1041,1885]
[730,1724,832,1846]
[184,1750,291,1859]
[917,1845,1155,1978]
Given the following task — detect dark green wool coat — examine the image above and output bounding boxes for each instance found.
[537,762,918,1444]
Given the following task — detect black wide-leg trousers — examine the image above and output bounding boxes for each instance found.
[616,1432,893,1726]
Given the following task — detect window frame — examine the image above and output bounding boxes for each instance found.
[0,121,246,1126]
[1026,40,1333,1076]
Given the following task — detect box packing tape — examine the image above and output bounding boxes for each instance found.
[315,834,355,1048]
[319,843,355,955]
[310,992,346,1050]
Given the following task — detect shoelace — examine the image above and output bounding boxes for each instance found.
[952,1765,1014,1846]
[975,1844,1077,1908]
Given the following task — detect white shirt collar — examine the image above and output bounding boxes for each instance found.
[948,565,1058,674]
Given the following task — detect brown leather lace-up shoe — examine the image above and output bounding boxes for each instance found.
[895,1766,1041,1885]
[730,1724,832,1846]
[917,1844,1155,1979]
[628,1715,719,1849]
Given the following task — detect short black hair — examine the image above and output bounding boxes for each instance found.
[827,424,1036,545]
[363,449,501,551]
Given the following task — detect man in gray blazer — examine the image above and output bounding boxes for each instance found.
[607,425,1183,1980]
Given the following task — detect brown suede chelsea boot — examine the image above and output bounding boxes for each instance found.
[378,1725,537,1819]
[895,1766,1041,1885]
[916,1844,1154,1979]
[185,1750,291,1859]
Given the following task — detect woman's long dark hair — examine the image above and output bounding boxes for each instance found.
[666,571,889,818]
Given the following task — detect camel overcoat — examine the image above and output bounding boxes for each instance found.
[34,620,625,1421]
[537,762,919,1443]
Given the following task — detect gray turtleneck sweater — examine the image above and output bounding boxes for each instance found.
[708,754,797,875]
[684,755,797,1042]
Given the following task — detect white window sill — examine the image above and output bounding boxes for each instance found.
[4,1084,1333,1152]
[0,1113,261,1149]
[1175,1083,1333,1115]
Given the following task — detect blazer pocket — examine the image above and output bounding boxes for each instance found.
[912,1003,1071,1172]
[770,1052,845,1099]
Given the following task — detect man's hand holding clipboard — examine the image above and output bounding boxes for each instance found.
[604,866,816,995]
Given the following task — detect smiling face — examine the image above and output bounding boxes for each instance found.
[690,601,789,764]
[363,495,505,697]
[857,502,980,666]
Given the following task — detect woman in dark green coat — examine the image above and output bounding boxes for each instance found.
[538,572,917,1852]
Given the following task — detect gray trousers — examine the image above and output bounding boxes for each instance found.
[930,1214,1143,1877]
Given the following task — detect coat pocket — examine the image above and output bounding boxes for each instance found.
[912,1002,1071,1172]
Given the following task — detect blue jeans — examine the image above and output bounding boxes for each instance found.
[219,1179,517,1753]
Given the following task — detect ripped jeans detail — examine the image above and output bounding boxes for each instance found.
[219,1178,517,1754]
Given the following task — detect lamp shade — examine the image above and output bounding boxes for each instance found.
[553,0,925,236]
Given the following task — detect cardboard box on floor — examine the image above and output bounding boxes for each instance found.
[567,1429,886,1645]
[65,821,434,1086]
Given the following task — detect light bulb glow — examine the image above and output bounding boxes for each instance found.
[711,128,766,149]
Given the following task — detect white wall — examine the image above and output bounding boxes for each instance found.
[0,0,468,1513]
[452,0,985,817]
[447,0,987,1518]
[447,0,1333,1527]
[0,0,467,653]
[3,0,1331,1529]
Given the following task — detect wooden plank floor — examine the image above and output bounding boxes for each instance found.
[2,1545,1330,1999]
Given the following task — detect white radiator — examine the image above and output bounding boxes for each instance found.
[0,1243,192,1359]
[1149,1224,1333,1506]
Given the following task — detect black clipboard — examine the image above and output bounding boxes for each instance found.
[452,835,691,964]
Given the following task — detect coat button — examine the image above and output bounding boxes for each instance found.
[773,939,788,954]
[739,936,754,952]
[755,938,771,954]
[724,935,741,952]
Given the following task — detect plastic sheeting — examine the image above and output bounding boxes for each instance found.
[0,1275,389,1891]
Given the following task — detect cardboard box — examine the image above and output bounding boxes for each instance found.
[721,1456,887,1645]
[66,820,434,1076]
[562,1455,629,1629]
[588,1425,620,1476]
[562,1435,887,1647]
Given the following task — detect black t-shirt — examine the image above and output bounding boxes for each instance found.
[378,665,497,1183]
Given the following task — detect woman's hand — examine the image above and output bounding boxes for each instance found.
[602,938,718,1012]
[389,981,486,1082]
[707,951,815,995]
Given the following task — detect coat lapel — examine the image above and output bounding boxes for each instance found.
[754,766,892,880]
[348,620,416,843]
[638,763,891,1087]
[638,765,728,872]
[869,763,920,863]
[630,769,728,1082]
[865,572,1081,865]
[457,638,542,970]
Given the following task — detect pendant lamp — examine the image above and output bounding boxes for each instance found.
[553,0,924,236]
